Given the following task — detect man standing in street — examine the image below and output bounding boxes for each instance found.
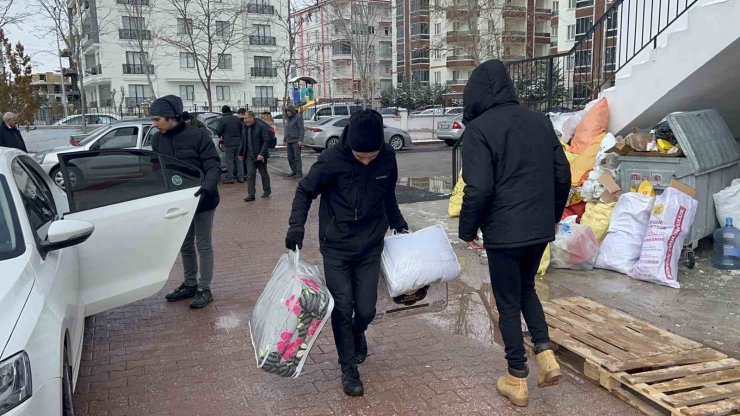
[217,105,244,183]
[238,111,271,201]
[0,112,28,152]
[458,60,571,407]
[283,105,304,178]
[149,95,222,309]
[182,111,207,130]
[286,110,408,397]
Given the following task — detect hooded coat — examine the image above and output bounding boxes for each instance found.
[459,60,571,249]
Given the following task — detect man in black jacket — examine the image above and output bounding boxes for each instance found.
[0,112,27,152]
[149,95,222,309]
[286,110,408,397]
[217,105,244,184]
[238,111,271,201]
[458,60,571,407]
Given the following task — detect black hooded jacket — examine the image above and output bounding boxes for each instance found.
[459,60,571,249]
[288,135,408,261]
[217,112,243,148]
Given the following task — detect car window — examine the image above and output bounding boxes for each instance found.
[64,115,82,125]
[302,107,316,120]
[334,118,350,127]
[141,125,152,145]
[0,175,25,260]
[349,106,363,114]
[92,127,139,150]
[316,108,332,118]
[11,159,56,242]
[334,106,349,116]
[316,117,335,126]
[77,125,110,146]
[143,127,157,148]
[207,119,220,134]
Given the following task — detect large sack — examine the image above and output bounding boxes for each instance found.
[250,250,334,378]
[714,178,740,225]
[581,202,616,241]
[549,111,584,143]
[537,244,551,275]
[381,225,461,297]
[630,187,698,288]
[448,172,465,217]
[569,98,609,154]
[551,216,600,270]
[570,137,604,186]
[595,193,655,274]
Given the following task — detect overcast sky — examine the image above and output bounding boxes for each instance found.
[5,0,63,73]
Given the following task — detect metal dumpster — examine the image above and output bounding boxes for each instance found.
[619,109,740,250]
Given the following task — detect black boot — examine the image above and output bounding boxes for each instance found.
[341,365,364,397]
[355,333,368,364]
[165,283,198,302]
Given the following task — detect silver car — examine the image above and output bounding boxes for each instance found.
[436,114,465,146]
[33,119,225,188]
[303,116,412,152]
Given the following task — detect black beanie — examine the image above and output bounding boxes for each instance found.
[149,95,183,118]
[347,109,384,152]
[222,105,232,114]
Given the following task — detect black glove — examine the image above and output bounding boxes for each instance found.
[285,231,304,251]
[194,187,207,197]
[394,227,409,234]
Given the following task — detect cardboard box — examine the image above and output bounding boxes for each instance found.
[598,173,622,203]
[373,277,448,323]
[669,179,697,198]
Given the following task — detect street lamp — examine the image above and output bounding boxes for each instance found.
[53,6,69,119]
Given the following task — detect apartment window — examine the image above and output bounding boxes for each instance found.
[434,22,441,35]
[129,84,150,99]
[177,18,193,35]
[552,1,559,11]
[334,26,339,35]
[332,40,352,55]
[215,21,231,37]
[314,30,319,43]
[179,52,195,68]
[573,84,590,100]
[216,86,230,101]
[217,54,233,70]
[411,22,429,37]
[125,51,148,65]
[179,85,195,100]
[122,16,144,29]
[605,46,616,70]
[384,26,390,36]
[385,65,390,74]
[369,26,375,34]
[411,48,429,64]
[411,70,429,83]
[452,70,460,80]
[606,10,618,35]
[574,49,592,68]
[568,0,576,8]
[255,86,274,101]
[576,0,594,8]
[567,24,576,40]
[380,79,393,91]
[254,56,272,68]
[576,17,592,36]
[434,71,441,85]
[379,42,392,57]
[452,21,462,31]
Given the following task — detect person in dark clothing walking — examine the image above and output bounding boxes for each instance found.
[149,95,222,309]
[286,110,407,397]
[283,105,304,178]
[0,112,28,152]
[182,111,207,130]
[458,60,571,407]
[217,105,244,183]
[238,111,271,201]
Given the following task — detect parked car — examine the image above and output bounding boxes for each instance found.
[301,103,364,122]
[33,119,225,189]
[436,114,465,146]
[378,107,399,116]
[53,113,119,126]
[0,147,200,416]
[303,116,412,152]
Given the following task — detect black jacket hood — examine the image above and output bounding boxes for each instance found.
[463,59,519,125]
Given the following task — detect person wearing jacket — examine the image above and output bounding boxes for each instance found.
[458,60,571,407]
[286,110,408,397]
[0,112,27,152]
[149,95,222,309]
[182,111,207,130]
[238,111,271,201]
[217,105,244,183]
[283,105,305,178]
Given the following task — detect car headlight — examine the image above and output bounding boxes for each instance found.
[30,153,45,164]
[0,351,32,414]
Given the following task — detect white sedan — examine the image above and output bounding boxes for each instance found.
[0,147,200,415]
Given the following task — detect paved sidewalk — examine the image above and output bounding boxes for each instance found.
[73,171,641,416]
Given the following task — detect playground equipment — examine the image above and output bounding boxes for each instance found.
[289,76,318,114]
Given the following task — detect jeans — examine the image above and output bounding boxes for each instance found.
[245,156,271,197]
[486,244,551,371]
[224,146,244,181]
[287,142,303,177]
[181,209,216,289]
[323,254,381,367]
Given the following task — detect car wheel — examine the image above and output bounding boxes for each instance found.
[326,137,340,148]
[51,166,82,190]
[62,345,75,416]
[444,139,456,147]
[389,135,404,151]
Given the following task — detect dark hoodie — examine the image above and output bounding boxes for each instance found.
[459,59,571,248]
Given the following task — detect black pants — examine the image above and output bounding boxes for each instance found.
[323,254,380,367]
[287,142,302,177]
[486,244,550,371]
[244,157,271,197]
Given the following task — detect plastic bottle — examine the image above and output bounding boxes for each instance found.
[713,218,740,270]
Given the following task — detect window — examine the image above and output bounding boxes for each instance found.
[573,83,591,101]
[180,85,195,100]
[11,160,55,242]
[218,54,233,70]
[434,71,441,84]
[576,0,594,8]
[380,79,392,91]
[92,127,139,150]
[177,18,193,34]
[215,21,231,37]
[316,107,332,118]
[434,22,441,35]
[379,42,392,57]
[126,51,147,65]
[255,86,273,102]
[332,40,352,55]
[334,106,349,116]
[129,84,151,99]
[411,22,429,37]
[605,46,616,70]
[254,24,271,37]
[574,49,592,68]
[216,86,230,101]
[254,56,272,68]
[179,52,195,68]
[452,70,460,80]
[122,16,144,29]
[384,26,390,36]
[0,176,24,260]
[567,24,576,40]
[606,10,618,35]
[552,1,559,11]
[576,17,592,36]
[411,70,429,83]
[568,0,576,8]
[334,118,350,127]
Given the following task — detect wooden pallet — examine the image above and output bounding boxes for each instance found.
[540,297,740,416]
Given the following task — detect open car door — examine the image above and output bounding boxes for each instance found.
[58,149,201,316]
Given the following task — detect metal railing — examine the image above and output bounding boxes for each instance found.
[247,3,274,14]
[252,97,279,110]
[87,64,102,75]
[119,29,151,40]
[116,0,149,5]
[122,64,155,74]
[250,35,276,46]
[250,67,277,77]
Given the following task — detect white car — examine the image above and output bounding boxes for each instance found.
[52,114,119,126]
[0,147,200,415]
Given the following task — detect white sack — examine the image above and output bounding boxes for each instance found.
[549,110,584,143]
[550,216,600,270]
[714,178,740,226]
[595,193,655,274]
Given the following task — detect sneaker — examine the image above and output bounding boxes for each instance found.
[165,284,198,302]
[189,288,213,308]
[261,191,271,198]
[355,333,368,364]
[284,172,296,178]
[244,196,256,202]
[341,365,364,397]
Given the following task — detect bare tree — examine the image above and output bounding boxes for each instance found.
[0,0,30,29]
[431,0,505,66]
[119,0,164,98]
[271,0,318,106]
[158,0,250,109]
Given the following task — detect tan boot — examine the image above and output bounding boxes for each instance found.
[496,371,528,407]
[535,350,562,387]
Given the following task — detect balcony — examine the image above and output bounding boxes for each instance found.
[122,64,155,74]
[535,31,551,37]
[82,32,97,50]
[125,97,151,107]
[250,67,277,77]
[378,54,393,62]
[446,30,475,43]
[247,3,274,14]
[119,29,152,40]
[332,52,352,61]
[502,30,526,41]
[117,0,150,4]
[502,5,527,17]
[86,64,102,75]
[535,7,552,15]
[250,35,277,46]
[446,79,468,86]
[446,55,476,67]
[252,97,278,109]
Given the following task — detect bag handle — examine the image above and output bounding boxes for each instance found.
[288,248,300,270]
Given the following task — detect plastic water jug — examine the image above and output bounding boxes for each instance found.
[713,218,740,270]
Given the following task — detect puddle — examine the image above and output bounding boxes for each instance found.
[396,176,453,204]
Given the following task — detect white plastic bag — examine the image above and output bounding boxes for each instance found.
[550,216,600,270]
[549,110,584,143]
[714,178,740,226]
[381,224,461,297]
[249,250,334,378]
[630,187,698,289]
[595,193,655,274]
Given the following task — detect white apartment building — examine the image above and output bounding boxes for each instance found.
[72,0,288,114]
[292,0,394,104]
